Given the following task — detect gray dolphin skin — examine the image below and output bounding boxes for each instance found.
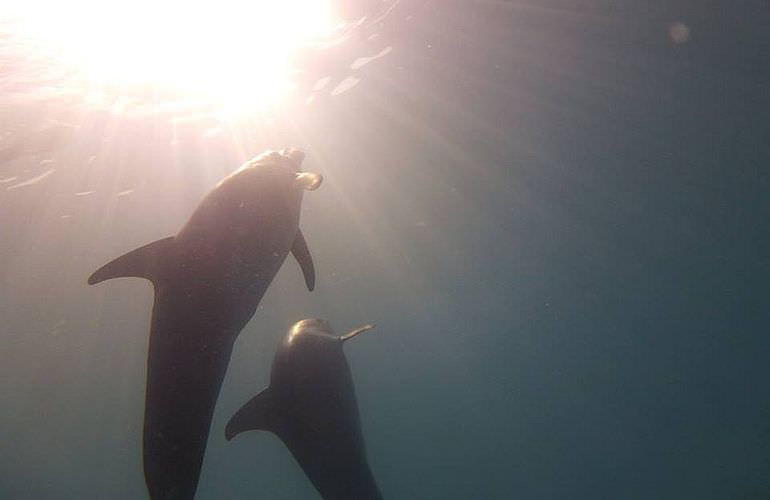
[226,319,382,500]
[88,149,322,500]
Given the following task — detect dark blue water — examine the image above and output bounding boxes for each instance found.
[1,1,769,498]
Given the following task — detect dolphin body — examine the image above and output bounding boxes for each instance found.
[88,149,322,500]
[226,319,382,500]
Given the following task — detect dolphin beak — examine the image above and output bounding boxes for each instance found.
[295,172,323,191]
[340,323,376,342]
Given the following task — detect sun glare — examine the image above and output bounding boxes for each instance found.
[6,0,337,111]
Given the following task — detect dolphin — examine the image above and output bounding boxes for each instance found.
[226,319,382,500]
[88,149,322,500]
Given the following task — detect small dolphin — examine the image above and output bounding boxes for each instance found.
[226,319,382,500]
[88,149,322,500]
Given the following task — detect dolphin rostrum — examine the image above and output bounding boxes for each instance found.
[226,319,382,500]
[88,149,322,500]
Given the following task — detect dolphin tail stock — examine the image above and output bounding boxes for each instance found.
[87,236,175,286]
[225,387,279,441]
[291,229,315,292]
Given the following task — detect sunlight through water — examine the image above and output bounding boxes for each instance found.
[2,0,338,112]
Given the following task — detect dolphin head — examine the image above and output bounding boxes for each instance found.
[287,319,375,346]
[280,148,323,191]
[218,148,323,196]
[276,319,375,382]
[287,318,336,346]
[249,148,323,191]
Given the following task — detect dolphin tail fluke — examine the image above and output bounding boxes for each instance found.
[225,387,278,441]
[291,230,315,292]
[88,236,175,286]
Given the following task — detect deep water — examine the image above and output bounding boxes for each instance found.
[1,1,769,499]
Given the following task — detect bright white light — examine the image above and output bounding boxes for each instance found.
[5,0,337,111]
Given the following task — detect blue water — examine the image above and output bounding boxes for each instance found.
[1,1,769,498]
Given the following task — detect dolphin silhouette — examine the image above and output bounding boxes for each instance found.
[88,149,322,500]
[226,319,382,500]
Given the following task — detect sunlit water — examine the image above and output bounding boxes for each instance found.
[1,1,769,499]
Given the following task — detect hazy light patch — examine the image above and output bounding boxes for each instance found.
[110,97,133,116]
[46,118,78,129]
[669,22,690,44]
[6,168,55,190]
[83,92,107,107]
[0,176,18,184]
[370,0,401,25]
[350,46,393,70]
[330,76,361,96]
[313,77,332,91]
[50,318,66,336]
[116,189,134,197]
[74,190,94,196]
[169,113,214,126]
[202,127,223,140]
[4,0,339,113]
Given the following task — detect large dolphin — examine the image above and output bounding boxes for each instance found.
[226,319,382,500]
[88,149,322,500]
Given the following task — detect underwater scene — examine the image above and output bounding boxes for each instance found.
[1,1,769,498]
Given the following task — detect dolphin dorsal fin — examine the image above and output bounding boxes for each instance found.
[88,236,175,286]
[291,230,315,292]
[225,387,278,441]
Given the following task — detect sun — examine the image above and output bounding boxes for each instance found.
[4,0,337,111]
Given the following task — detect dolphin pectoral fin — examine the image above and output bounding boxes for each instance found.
[88,236,175,286]
[225,388,278,441]
[291,230,315,292]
